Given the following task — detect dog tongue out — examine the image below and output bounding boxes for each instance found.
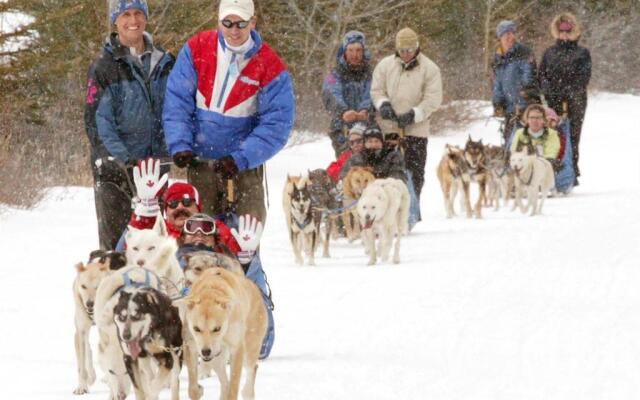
[127,340,142,360]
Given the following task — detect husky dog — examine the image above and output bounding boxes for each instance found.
[288,181,318,265]
[184,268,267,400]
[113,287,183,400]
[463,136,489,218]
[436,144,470,218]
[125,215,184,298]
[510,149,555,216]
[308,168,339,257]
[282,174,305,234]
[484,145,513,210]
[357,178,410,265]
[72,250,125,395]
[342,166,375,241]
[184,250,244,287]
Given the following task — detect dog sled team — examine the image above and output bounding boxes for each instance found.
[77,0,590,396]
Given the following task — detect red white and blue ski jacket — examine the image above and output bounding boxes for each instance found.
[163,30,295,170]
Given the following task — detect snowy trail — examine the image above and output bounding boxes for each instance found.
[0,93,639,399]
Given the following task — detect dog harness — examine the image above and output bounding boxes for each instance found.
[121,268,160,291]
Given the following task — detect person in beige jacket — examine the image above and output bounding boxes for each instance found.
[370,27,443,201]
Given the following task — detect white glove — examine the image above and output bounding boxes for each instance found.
[132,159,168,217]
[230,214,264,264]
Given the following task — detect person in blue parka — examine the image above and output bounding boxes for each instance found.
[322,30,375,158]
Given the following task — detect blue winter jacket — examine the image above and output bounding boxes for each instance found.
[163,30,295,171]
[492,42,536,114]
[322,31,373,133]
[85,33,174,163]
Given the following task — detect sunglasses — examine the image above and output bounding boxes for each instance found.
[184,219,216,235]
[559,29,572,33]
[398,48,416,55]
[221,19,251,29]
[166,197,195,209]
[349,138,363,145]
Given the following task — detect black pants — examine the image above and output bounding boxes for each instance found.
[188,163,267,223]
[404,136,428,199]
[548,92,587,178]
[92,160,134,250]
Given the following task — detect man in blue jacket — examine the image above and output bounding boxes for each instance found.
[492,20,537,144]
[84,0,174,250]
[322,31,374,158]
[163,0,295,224]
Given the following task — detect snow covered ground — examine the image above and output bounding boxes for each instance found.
[1,93,639,399]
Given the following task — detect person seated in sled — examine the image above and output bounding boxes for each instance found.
[339,127,407,182]
[327,122,366,183]
[177,212,261,274]
[510,104,561,171]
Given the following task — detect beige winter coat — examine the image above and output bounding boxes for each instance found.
[370,53,443,138]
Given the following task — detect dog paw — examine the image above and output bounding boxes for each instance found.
[73,386,88,395]
[189,384,204,400]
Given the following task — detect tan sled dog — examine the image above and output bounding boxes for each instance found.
[73,253,122,395]
[184,268,268,400]
[342,166,375,241]
[436,144,470,218]
[282,174,305,234]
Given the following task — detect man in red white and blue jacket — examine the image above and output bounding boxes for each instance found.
[163,0,295,224]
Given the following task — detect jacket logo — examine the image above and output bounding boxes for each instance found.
[239,75,260,87]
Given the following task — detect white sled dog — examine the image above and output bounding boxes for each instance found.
[183,268,268,400]
[94,216,187,399]
[357,178,410,265]
[510,149,555,216]
[72,251,125,395]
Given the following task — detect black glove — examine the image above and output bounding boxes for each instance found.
[397,109,415,129]
[173,151,195,168]
[214,156,239,179]
[379,102,397,121]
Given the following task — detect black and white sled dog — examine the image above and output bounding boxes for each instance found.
[73,250,126,395]
[288,180,319,265]
[113,286,183,400]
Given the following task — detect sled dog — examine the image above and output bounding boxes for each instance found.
[357,178,410,265]
[114,287,183,400]
[308,168,339,257]
[484,144,513,210]
[72,250,125,395]
[184,268,268,400]
[463,136,489,218]
[184,250,244,287]
[342,166,375,241]
[125,215,184,298]
[436,144,470,218]
[510,149,555,216]
[288,181,318,265]
[282,174,305,234]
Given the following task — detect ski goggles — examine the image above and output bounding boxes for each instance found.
[221,19,251,29]
[166,197,196,209]
[183,218,217,236]
[398,47,417,55]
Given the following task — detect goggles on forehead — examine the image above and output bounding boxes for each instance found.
[167,197,195,209]
[183,218,216,236]
[221,19,251,29]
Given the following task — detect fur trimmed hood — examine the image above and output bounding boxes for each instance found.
[551,12,582,41]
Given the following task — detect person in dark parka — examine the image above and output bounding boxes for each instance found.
[539,12,591,184]
[84,0,174,250]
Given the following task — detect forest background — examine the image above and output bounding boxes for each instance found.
[1,0,638,207]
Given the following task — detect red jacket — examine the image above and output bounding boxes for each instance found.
[128,214,241,254]
[327,151,352,182]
